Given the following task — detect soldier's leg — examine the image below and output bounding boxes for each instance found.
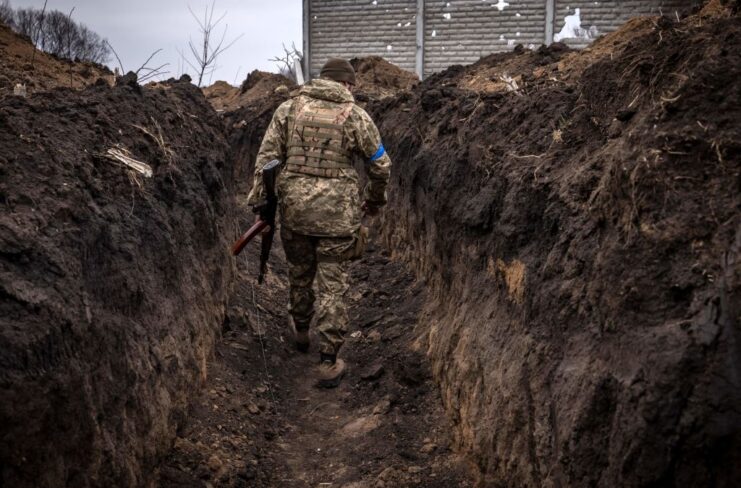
[280,227,317,333]
[314,236,355,357]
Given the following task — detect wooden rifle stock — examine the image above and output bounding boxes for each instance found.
[231,220,270,256]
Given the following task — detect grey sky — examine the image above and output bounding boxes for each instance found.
[10,0,302,85]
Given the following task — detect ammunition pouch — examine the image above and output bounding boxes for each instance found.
[285,96,355,178]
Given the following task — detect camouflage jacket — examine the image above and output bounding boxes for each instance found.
[247,78,391,237]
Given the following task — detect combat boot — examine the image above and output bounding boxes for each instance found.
[295,328,310,353]
[292,318,310,353]
[316,353,346,388]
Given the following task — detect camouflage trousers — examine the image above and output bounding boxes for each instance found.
[280,226,354,356]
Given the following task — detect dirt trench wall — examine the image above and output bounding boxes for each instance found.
[0,81,235,487]
[368,11,740,488]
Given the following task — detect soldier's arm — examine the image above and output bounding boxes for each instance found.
[351,107,391,208]
[247,100,292,206]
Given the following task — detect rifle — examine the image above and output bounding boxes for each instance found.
[231,159,281,284]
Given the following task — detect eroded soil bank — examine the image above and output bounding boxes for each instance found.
[365,5,740,487]
[0,78,235,486]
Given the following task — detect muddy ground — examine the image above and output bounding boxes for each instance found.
[157,221,474,488]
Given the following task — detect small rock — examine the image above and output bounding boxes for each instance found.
[246,402,260,414]
[361,363,385,381]
[616,108,636,122]
[372,397,392,415]
[367,330,382,342]
[207,454,223,472]
[407,466,424,474]
[377,467,396,481]
[342,415,382,437]
[350,330,362,339]
[420,442,437,454]
[274,85,289,95]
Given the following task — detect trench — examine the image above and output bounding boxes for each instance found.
[1,3,740,488]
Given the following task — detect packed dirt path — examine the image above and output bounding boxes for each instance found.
[157,211,473,487]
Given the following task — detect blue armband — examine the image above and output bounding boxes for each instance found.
[370,143,385,162]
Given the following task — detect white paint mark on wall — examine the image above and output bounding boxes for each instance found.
[493,0,510,11]
[507,39,515,46]
[554,8,599,42]
[499,34,505,41]
[443,13,452,20]
[431,30,437,37]
[387,44,393,51]
[371,0,377,5]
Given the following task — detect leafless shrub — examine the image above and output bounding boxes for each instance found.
[5,3,110,64]
[269,42,303,83]
[183,1,243,86]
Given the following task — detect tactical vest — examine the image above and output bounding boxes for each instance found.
[285,96,355,178]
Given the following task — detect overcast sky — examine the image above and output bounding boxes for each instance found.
[10,0,302,85]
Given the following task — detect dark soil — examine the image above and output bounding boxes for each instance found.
[349,56,419,100]
[157,225,473,487]
[203,71,295,113]
[365,5,741,487]
[0,79,234,487]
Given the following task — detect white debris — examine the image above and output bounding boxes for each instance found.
[493,0,509,11]
[404,21,411,27]
[499,74,520,93]
[431,30,437,37]
[443,12,452,20]
[554,8,599,42]
[105,147,153,178]
[387,44,393,51]
[499,34,505,41]
[508,39,515,46]
[371,0,377,5]
[13,83,27,97]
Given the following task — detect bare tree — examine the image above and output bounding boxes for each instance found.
[0,0,15,27]
[30,0,47,65]
[184,1,243,86]
[6,4,110,64]
[13,7,36,36]
[269,42,303,82]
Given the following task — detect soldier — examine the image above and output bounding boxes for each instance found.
[247,58,391,388]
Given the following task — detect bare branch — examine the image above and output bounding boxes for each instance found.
[184,1,242,86]
[105,40,125,74]
[135,48,163,75]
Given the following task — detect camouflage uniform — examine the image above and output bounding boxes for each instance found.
[248,78,391,355]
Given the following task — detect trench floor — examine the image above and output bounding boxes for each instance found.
[157,226,474,487]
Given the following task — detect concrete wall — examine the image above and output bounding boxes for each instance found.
[306,0,698,79]
[307,0,417,77]
[424,0,546,73]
